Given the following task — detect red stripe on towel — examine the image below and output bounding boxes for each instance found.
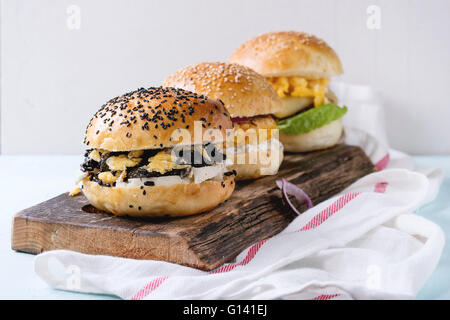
[210,239,268,274]
[130,276,168,300]
[374,182,388,193]
[131,180,389,300]
[310,293,341,300]
[375,153,390,171]
[299,193,360,231]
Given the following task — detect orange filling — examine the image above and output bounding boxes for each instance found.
[231,115,277,146]
[267,76,330,107]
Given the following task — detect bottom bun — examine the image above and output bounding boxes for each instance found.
[229,140,284,180]
[280,119,343,152]
[82,176,235,217]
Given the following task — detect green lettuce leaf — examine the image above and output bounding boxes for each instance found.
[277,104,347,135]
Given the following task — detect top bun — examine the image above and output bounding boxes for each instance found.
[163,62,282,118]
[229,31,343,79]
[84,87,232,151]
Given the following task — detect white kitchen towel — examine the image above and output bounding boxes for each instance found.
[34,168,444,300]
[34,83,445,299]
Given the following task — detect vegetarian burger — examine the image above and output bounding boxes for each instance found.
[79,87,235,217]
[229,31,347,152]
[163,62,284,180]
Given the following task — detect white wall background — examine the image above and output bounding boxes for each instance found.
[1,0,449,155]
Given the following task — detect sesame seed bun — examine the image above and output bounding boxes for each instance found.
[229,31,343,79]
[81,175,235,217]
[163,62,283,118]
[84,87,232,151]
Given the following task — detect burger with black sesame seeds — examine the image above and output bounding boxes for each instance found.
[163,62,284,181]
[229,31,347,152]
[76,87,235,217]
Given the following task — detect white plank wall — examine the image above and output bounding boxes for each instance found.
[1,0,449,154]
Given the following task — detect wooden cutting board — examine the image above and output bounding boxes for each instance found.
[11,144,375,271]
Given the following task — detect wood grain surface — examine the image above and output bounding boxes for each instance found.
[11,144,376,270]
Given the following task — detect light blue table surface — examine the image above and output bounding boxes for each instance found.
[0,155,448,300]
[413,156,450,299]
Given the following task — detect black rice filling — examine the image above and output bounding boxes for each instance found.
[127,167,191,179]
[80,143,227,185]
